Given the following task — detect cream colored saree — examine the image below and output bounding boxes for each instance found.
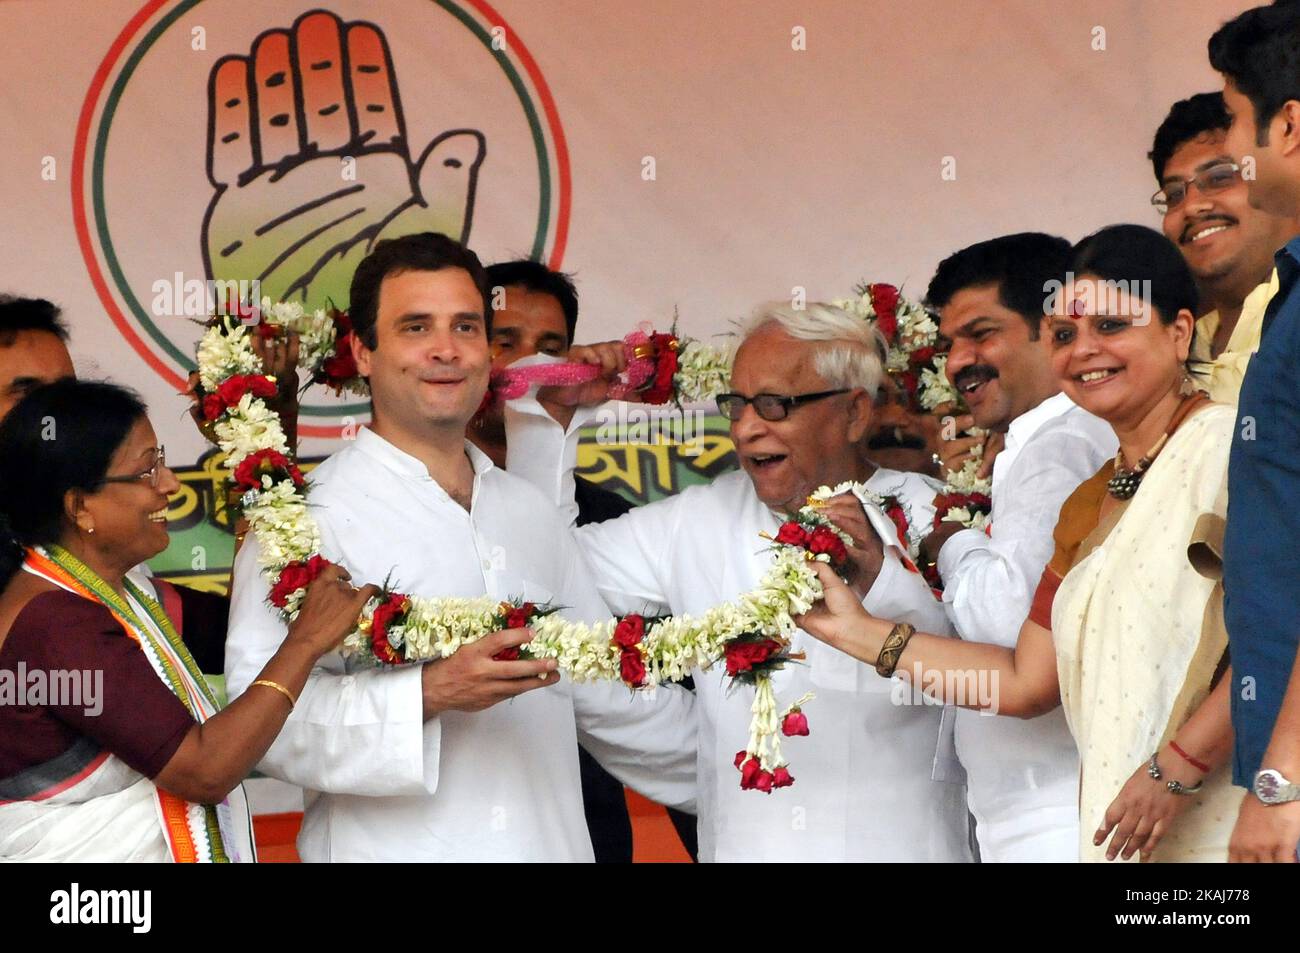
[1052,404,1243,862]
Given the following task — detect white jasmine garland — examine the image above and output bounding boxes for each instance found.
[199,311,898,786]
[674,339,733,405]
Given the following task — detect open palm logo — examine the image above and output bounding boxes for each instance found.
[202,9,485,309]
[76,0,568,434]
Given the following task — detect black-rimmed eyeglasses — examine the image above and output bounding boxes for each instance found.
[715,389,849,422]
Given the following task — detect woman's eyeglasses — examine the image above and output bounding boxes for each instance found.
[101,446,167,490]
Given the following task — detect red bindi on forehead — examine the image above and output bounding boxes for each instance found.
[1068,298,1088,320]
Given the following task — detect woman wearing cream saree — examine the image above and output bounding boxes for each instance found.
[799,225,1242,862]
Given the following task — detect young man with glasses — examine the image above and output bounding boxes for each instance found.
[1149,92,1300,402]
[505,301,973,862]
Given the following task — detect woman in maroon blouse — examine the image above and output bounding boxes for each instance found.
[0,379,376,861]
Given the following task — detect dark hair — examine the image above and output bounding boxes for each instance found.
[0,296,70,347]
[1149,92,1231,183]
[347,232,490,350]
[1066,224,1200,325]
[484,259,579,346]
[1209,2,1300,145]
[0,380,146,588]
[925,232,1072,340]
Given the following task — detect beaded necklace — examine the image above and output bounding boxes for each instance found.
[1106,393,1209,500]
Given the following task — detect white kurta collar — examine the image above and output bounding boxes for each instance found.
[354,427,496,481]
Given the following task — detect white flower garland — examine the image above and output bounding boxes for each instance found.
[197,303,855,789]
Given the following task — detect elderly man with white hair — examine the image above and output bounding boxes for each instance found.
[505,302,973,862]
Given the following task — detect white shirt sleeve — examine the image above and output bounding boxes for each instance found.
[224,533,440,797]
[864,550,952,635]
[571,681,697,812]
[547,510,697,811]
[937,430,1103,648]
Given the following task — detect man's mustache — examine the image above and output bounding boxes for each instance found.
[952,364,998,393]
[867,426,926,451]
[1181,214,1236,244]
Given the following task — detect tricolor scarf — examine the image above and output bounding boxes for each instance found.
[23,545,248,862]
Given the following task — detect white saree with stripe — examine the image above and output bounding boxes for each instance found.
[0,547,254,862]
[1052,405,1244,863]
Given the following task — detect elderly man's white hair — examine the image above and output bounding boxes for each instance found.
[738,302,886,395]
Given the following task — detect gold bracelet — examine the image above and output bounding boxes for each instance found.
[251,679,297,709]
[875,622,916,678]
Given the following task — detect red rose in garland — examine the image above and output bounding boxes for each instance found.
[268,554,332,608]
[875,309,898,342]
[619,649,647,687]
[370,593,411,665]
[753,769,775,794]
[216,374,277,407]
[505,602,536,630]
[734,749,749,769]
[739,756,762,789]
[898,370,920,403]
[314,308,358,392]
[870,284,900,341]
[233,448,305,492]
[201,374,277,421]
[772,766,795,788]
[869,283,900,313]
[613,614,645,648]
[319,345,357,386]
[807,526,848,566]
[909,346,936,367]
[774,522,809,547]
[493,601,537,660]
[639,333,680,404]
[724,638,781,676]
[782,709,810,737]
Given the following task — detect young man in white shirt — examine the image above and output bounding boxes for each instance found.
[224,233,696,862]
[505,302,973,862]
[920,233,1117,861]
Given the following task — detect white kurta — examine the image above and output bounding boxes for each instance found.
[507,402,973,862]
[225,429,696,862]
[935,392,1116,861]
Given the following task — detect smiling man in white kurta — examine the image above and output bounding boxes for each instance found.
[507,303,973,862]
[224,234,695,862]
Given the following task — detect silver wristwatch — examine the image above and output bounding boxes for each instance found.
[1252,768,1300,805]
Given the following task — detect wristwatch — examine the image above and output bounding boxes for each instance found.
[1252,768,1300,805]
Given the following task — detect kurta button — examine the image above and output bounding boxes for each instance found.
[482,559,491,570]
